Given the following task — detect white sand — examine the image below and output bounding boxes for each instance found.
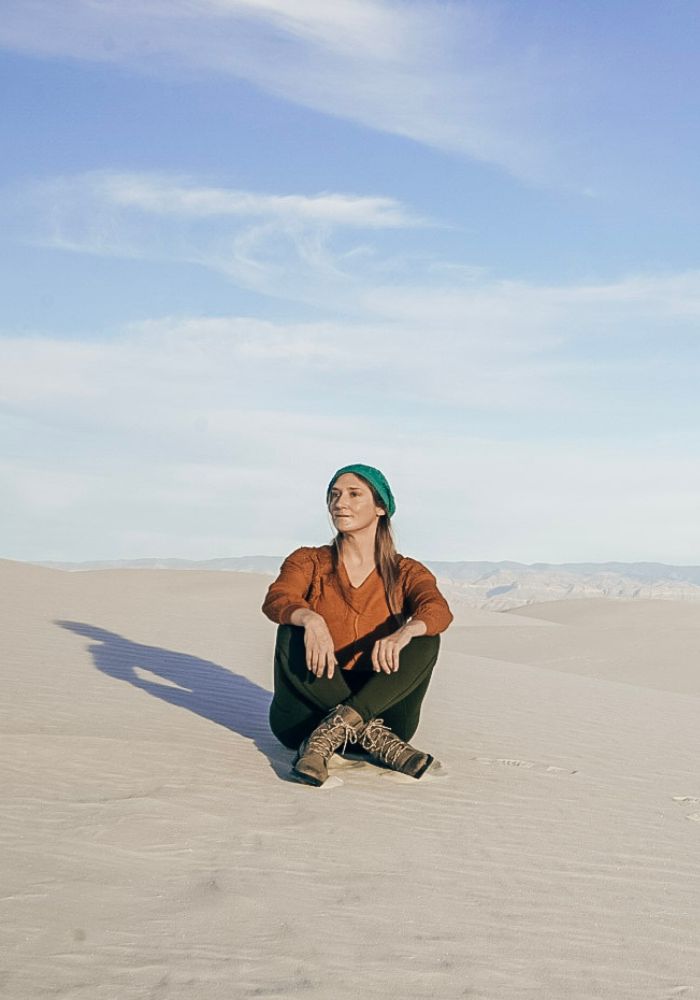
[2,558,699,999]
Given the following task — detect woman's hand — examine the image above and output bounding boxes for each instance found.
[301,613,338,679]
[371,628,413,674]
[371,619,428,674]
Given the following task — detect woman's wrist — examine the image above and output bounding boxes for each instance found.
[289,608,323,628]
[398,618,428,639]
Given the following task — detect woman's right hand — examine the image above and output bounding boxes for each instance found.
[289,609,338,678]
[303,615,338,678]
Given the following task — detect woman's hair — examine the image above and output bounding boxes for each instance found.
[328,476,405,622]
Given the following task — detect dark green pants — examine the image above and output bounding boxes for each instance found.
[268,624,440,750]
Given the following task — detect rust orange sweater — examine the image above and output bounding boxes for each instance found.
[261,545,453,671]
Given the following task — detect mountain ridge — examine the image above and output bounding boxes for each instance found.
[25,556,700,610]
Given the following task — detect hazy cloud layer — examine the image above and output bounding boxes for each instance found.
[2,299,699,563]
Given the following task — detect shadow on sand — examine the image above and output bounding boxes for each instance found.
[56,621,292,779]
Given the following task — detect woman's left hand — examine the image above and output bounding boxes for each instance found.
[371,629,413,674]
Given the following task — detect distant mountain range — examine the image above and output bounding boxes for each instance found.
[36,556,285,574]
[33,556,700,610]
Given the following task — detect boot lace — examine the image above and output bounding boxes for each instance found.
[360,718,412,767]
[306,713,359,758]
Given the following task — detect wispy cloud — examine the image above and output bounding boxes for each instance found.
[11,169,700,362]
[14,170,700,340]
[207,0,414,61]
[0,0,548,180]
[6,170,431,305]
[363,269,700,337]
[97,172,424,227]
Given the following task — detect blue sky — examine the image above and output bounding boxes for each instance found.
[1,0,699,564]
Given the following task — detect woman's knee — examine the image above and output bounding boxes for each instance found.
[274,622,303,654]
[412,633,440,653]
[269,725,299,750]
[398,632,440,672]
[269,698,315,749]
[274,624,308,681]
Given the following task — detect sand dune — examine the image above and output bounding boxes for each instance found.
[2,559,699,999]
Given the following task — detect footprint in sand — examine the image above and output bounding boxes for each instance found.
[671,797,700,822]
[476,756,577,775]
[320,776,345,790]
[327,755,449,785]
[288,772,345,790]
[379,759,449,783]
[330,756,373,773]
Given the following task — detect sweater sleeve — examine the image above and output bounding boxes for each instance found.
[261,547,316,624]
[401,559,454,635]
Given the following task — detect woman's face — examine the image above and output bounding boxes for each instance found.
[328,473,385,534]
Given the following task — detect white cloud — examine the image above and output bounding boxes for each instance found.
[98,172,423,227]
[0,0,547,179]
[363,269,700,333]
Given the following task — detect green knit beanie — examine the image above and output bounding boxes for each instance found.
[326,463,396,517]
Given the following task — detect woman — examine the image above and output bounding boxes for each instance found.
[262,463,453,786]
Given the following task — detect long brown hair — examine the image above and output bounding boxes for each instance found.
[327,477,405,622]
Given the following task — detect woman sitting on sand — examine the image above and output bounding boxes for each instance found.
[262,463,454,786]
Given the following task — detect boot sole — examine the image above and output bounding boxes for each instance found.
[411,753,435,779]
[363,752,436,779]
[291,751,328,787]
[291,765,327,787]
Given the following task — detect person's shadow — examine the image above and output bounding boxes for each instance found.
[57,621,292,779]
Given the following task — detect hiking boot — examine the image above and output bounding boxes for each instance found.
[292,704,365,786]
[359,718,436,778]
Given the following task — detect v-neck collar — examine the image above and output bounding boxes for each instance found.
[340,559,378,591]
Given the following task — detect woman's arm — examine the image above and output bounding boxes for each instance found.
[287,607,321,627]
[261,548,316,624]
[289,608,338,678]
[401,559,454,635]
[261,549,338,678]
[396,618,428,638]
[371,562,451,674]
